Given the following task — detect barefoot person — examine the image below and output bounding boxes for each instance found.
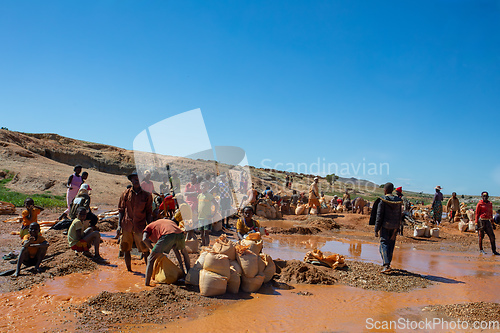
[118,171,152,271]
[308,177,321,215]
[475,191,499,255]
[68,207,105,262]
[14,222,49,277]
[374,182,403,274]
[20,198,44,239]
[143,218,190,286]
[431,186,444,225]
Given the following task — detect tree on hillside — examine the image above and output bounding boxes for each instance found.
[325,173,339,185]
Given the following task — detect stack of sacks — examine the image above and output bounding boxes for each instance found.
[199,252,230,296]
[240,232,264,254]
[303,249,346,269]
[152,254,183,284]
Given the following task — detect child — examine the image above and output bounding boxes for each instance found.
[14,222,49,277]
[21,198,44,239]
[197,182,219,247]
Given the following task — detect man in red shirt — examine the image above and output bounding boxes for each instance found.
[475,191,499,255]
[118,171,153,271]
[143,218,190,286]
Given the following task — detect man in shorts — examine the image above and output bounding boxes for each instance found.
[67,207,105,262]
[143,218,190,286]
[14,222,49,277]
[118,171,153,271]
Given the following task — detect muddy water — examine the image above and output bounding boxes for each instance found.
[1,233,499,332]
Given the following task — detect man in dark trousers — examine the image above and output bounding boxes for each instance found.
[374,182,402,274]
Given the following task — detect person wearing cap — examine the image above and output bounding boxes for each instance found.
[141,170,159,196]
[59,165,83,220]
[431,186,444,225]
[475,191,499,255]
[69,183,98,228]
[446,192,460,222]
[308,177,321,215]
[118,171,153,271]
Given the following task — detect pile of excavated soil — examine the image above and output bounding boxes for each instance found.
[0,230,98,293]
[423,302,500,324]
[96,216,118,232]
[275,259,433,293]
[73,285,237,331]
[268,216,340,235]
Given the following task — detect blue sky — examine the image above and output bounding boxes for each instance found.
[1,1,499,195]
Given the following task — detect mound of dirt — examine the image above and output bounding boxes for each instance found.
[275,259,433,293]
[96,216,118,232]
[1,230,98,293]
[73,285,235,331]
[423,302,500,324]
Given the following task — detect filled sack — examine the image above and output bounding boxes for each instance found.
[212,234,236,260]
[203,252,231,278]
[199,269,228,296]
[152,255,183,284]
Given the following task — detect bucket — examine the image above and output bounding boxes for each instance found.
[413,227,425,237]
[468,221,476,232]
[430,228,440,238]
[423,226,431,238]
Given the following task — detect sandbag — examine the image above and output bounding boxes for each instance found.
[290,204,297,215]
[295,205,306,215]
[458,220,468,232]
[257,255,266,273]
[152,255,182,284]
[275,211,282,219]
[320,207,330,214]
[212,221,223,232]
[467,210,475,222]
[230,260,242,275]
[227,266,241,294]
[236,249,259,278]
[423,226,431,238]
[185,251,209,285]
[468,221,476,232]
[203,252,230,278]
[260,253,276,283]
[310,207,318,215]
[212,235,236,260]
[430,228,440,238]
[0,201,15,215]
[185,239,199,254]
[256,209,266,217]
[241,273,265,293]
[269,206,277,219]
[199,269,228,296]
[240,239,263,255]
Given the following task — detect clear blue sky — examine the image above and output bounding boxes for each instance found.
[1,1,499,196]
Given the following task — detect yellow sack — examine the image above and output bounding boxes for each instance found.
[152,255,182,284]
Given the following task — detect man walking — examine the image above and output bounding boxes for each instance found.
[475,191,499,255]
[308,177,321,215]
[446,192,460,222]
[374,182,403,273]
[118,171,153,271]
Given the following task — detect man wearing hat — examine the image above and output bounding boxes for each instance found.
[432,186,444,225]
[118,171,153,272]
[308,177,321,215]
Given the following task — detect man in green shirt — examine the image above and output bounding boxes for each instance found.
[68,207,106,262]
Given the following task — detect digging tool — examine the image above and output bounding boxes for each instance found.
[166,164,179,210]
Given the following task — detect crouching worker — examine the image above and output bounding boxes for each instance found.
[236,206,261,240]
[143,218,190,286]
[14,222,49,277]
[68,207,106,263]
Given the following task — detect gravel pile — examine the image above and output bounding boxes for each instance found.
[276,259,433,293]
[423,302,500,324]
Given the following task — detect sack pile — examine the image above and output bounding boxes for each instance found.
[256,199,279,219]
[186,233,275,296]
[303,249,346,269]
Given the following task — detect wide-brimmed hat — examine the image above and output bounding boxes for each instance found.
[127,170,138,181]
[435,186,442,190]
